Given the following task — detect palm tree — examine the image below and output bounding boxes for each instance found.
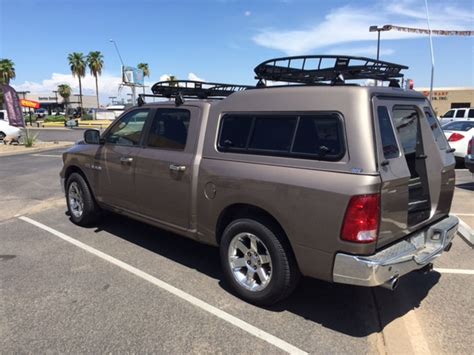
[87,51,104,108]
[137,63,149,94]
[57,84,72,115]
[0,58,15,109]
[67,52,86,112]
[168,75,178,87]
[137,63,150,78]
[0,58,16,84]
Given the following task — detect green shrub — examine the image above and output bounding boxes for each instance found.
[44,115,67,122]
[81,113,94,121]
[24,130,38,148]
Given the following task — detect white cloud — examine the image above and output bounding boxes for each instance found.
[12,72,207,101]
[244,10,251,17]
[188,72,205,82]
[327,46,395,57]
[12,72,123,99]
[252,1,473,55]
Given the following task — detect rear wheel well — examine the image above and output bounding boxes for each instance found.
[216,204,292,248]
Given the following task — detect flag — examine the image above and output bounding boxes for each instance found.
[0,84,25,127]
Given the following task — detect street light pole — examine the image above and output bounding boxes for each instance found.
[369,25,392,86]
[424,0,435,102]
[109,39,125,67]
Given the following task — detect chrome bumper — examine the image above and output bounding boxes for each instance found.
[333,216,459,287]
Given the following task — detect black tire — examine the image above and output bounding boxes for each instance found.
[220,218,300,306]
[66,172,100,226]
[0,132,5,141]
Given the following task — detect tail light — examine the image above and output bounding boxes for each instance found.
[448,133,464,142]
[341,194,380,243]
[468,138,473,154]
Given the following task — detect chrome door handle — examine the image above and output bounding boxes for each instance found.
[120,156,133,164]
[169,164,186,172]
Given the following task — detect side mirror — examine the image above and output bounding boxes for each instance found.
[84,129,102,144]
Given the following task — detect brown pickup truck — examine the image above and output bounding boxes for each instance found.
[60,55,458,305]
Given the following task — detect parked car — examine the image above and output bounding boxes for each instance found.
[0,119,21,141]
[0,109,8,121]
[440,107,474,124]
[60,55,459,305]
[465,137,474,173]
[442,120,474,161]
[35,108,48,119]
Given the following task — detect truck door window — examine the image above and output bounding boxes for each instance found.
[377,106,400,159]
[455,109,466,118]
[105,109,149,146]
[468,109,474,118]
[147,109,190,150]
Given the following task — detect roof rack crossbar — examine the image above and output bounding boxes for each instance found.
[149,80,253,100]
[254,55,408,85]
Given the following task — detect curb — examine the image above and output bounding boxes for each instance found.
[0,143,73,157]
[455,216,474,247]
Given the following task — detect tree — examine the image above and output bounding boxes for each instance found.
[57,84,72,114]
[67,52,86,112]
[0,58,16,109]
[87,51,104,108]
[137,63,150,78]
[137,63,150,94]
[0,58,16,84]
[168,75,178,87]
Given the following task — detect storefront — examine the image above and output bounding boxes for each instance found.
[15,92,97,114]
[415,87,474,117]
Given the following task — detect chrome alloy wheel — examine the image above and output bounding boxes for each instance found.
[228,233,273,292]
[68,181,84,218]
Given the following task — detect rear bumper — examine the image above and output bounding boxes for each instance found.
[333,215,458,287]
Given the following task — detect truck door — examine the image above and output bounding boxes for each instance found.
[134,106,201,230]
[94,108,151,210]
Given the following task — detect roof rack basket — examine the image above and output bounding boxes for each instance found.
[254,55,408,85]
[147,80,253,100]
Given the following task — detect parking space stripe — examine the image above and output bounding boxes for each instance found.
[18,216,307,355]
[434,268,474,275]
[31,154,63,158]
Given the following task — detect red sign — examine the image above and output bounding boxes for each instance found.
[20,99,40,109]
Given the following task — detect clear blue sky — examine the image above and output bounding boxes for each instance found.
[1,0,472,100]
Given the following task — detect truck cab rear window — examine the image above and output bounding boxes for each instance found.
[218,113,344,161]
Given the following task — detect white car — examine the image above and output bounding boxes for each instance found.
[0,119,22,141]
[442,120,474,160]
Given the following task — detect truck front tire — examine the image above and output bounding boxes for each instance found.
[220,218,300,306]
[66,173,100,226]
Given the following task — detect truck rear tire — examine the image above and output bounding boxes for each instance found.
[220,218,300,306]
[66,173,100,226]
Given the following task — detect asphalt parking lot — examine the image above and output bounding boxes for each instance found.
[1,148,473,354]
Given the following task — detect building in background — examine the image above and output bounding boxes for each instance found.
[15,92,97,114]
[415,87,474,117]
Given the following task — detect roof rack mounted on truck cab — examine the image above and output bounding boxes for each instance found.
[143,80,253,105]
[254,55,408,87]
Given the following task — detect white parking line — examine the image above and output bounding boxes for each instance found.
[18,216,307,355]
[452,213,474,217]
[31,154,62,158]
[434,268,474,275]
